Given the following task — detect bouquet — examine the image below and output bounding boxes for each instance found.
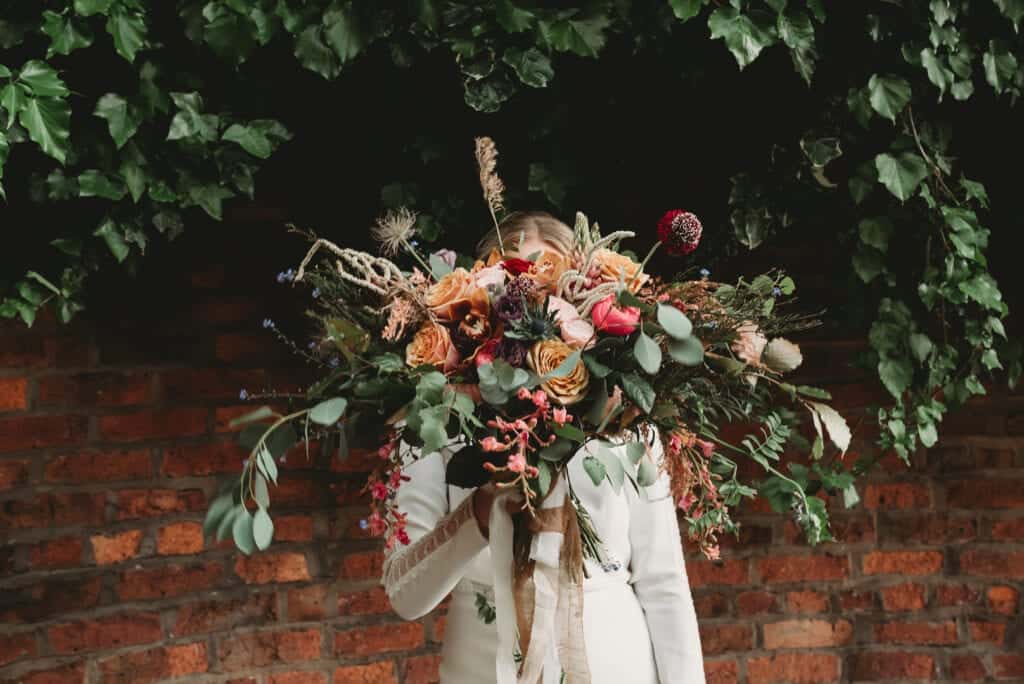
[205,137,851,565]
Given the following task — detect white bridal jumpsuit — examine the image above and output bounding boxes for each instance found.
[381,439,706,683]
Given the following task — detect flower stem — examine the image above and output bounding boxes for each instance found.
[401,238,436,278]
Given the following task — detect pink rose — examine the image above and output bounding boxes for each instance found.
[473,264,506,290]
[547,295,596,349]
[591,294,641,336]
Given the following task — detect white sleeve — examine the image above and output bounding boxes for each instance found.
[381,449,489,620]
[627,440,706,684]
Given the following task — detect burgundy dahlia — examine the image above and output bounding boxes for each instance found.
[657,209,703,256]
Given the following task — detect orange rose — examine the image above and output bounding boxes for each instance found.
[528,250,567,289]
[527,339,590,405]
[406,322,460,372]
[425,268,487,322]
[590,248,649,293]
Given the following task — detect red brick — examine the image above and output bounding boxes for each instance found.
[288,584,328,621]
[987,585,1019,615]
[934,583,980,607]
[114,488,204,520]
[960,549,1024,578]
[828,515,876,544]
[968,620,1005,645]
[36,372,153,407]
[338,586,390,616]
[161,440,245,476]
[218,628,322,671]
[161,368,267,400]
[173,594,277,636]
[874,620,958,645]
[338,551,383,581]
[118,562,224,600]
[736,590,776,616]
[850,652,936,680]
[880,583,926,611]
[0,576,102,623]
[332,662,396,684]
[45,448,152,482]
[0,491,105,529]
[863,482,930,510]
[29,536,84,568]
[840,589,874,611]
[48,613,163,653]
[763,619,852,649]
[402,655,440,684]
[270,674,328,684]
[0,415,89,453]
[994,655,1024,680]
[91,529,144,565]
[863,550,943,576]
[100,408,208,442]
[699,623,752,655]
[0,336,47,369]
[694,592,730,618]
[786,590,829,613]
[947,479,1024,509]
[991,518,1024,540]
[98,641,207,684]
[0,377,28,411]
[687,558,749,587]
[950,654,987,682]
[880,513,976,544]
[704,659,739,684]
[0,632,36,666]
[334,623,424,656]
[758,555,847,583]
[276,514,315,542]
[7,663,86,684]
[235,552,311,584]
[747,653,840,684]
[157,521,204,555]
[215,332,281,363]
[0,459,28,489]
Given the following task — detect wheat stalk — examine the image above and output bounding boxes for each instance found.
[475,136,506,254]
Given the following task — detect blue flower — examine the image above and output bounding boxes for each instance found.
[312,288,321,299]
[329,357,340,368]
[262,318,274,329]
[308,341,317,350]
[772,286,782,297]
[359,519,369,530]
[239,389,249,400]
[699,268,710,278]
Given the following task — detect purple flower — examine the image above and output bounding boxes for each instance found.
[495,295,525,322]
[497,338,529,367]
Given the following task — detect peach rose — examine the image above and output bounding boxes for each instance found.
[732,321,767,367]
[547,295,595,349]
[473,264,506,290]
[527,339,590,405]
[406,322,460,372]
[529,251,567,289]
[426,268,488,322]
[590,248,649,293]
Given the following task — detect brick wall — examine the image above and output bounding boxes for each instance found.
[1,248,1022,683]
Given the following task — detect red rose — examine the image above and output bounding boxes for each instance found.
[501,258,533,275]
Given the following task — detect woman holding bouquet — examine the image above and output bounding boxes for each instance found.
[381,211,706,683]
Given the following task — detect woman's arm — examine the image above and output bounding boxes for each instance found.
[627,440,706,683]
[381,448,490,620]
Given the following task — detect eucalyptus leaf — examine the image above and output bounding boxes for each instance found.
[656,304,693,339]
[232,507,255,555]
[252,507,274,550]
[633,331,662,375]
[582,455,606,486]
[309,397,348,425]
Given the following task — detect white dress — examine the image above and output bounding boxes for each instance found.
[381,439,706,683]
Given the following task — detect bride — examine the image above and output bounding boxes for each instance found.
[380,211,706,683]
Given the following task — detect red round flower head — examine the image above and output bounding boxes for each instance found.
[501,258,533,275]
[657,210,703,256]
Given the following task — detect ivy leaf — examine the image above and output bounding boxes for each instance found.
[858,217,892,252]
[496,0,534,32]
[78,170,126,200]
[18,61,69,98]
[294,26,341,79]
[960,178,990,208]
[983,41,1018,94]
[777,10,817,84]
[539,12,610,58]
[189,184,234,220]
[74,0,113,16]
[502,47,554,88]
[41,10,94,56]
[669,0,704,22]
[94,219,130,262]
[950,80,974,101]
[875,152,928,202]
[867,74,912,121]
[846,86,872,128]
[633,331,662,375]
[94,93,140,148]
[222,123,273,158]
[708,7,776,69]
[731,206,771,249]
[463,75,515,113]
[959,273,1003,311]
[253,507,274,550]
[852,248,884,283]
[921,48,954,98]
[121,156,146,203]
[621,372,655,414]
[879,357,913,398]
[994,0,1024,29]
[167,92,219,142]
[323,5,366,64]
[1,83,28,128]
[909,333,934,363]
[18,97,70,164]
[106,7,147,62]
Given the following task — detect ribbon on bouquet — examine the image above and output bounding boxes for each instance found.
[489,475,590,684]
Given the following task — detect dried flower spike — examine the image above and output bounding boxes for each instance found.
[475,136,506,215]
[371,208,417,256]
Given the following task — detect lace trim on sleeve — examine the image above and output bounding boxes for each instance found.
[381,493,478,598]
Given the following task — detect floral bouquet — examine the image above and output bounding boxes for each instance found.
[204,137,851,566]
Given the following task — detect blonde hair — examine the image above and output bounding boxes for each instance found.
[476,210,574,259]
